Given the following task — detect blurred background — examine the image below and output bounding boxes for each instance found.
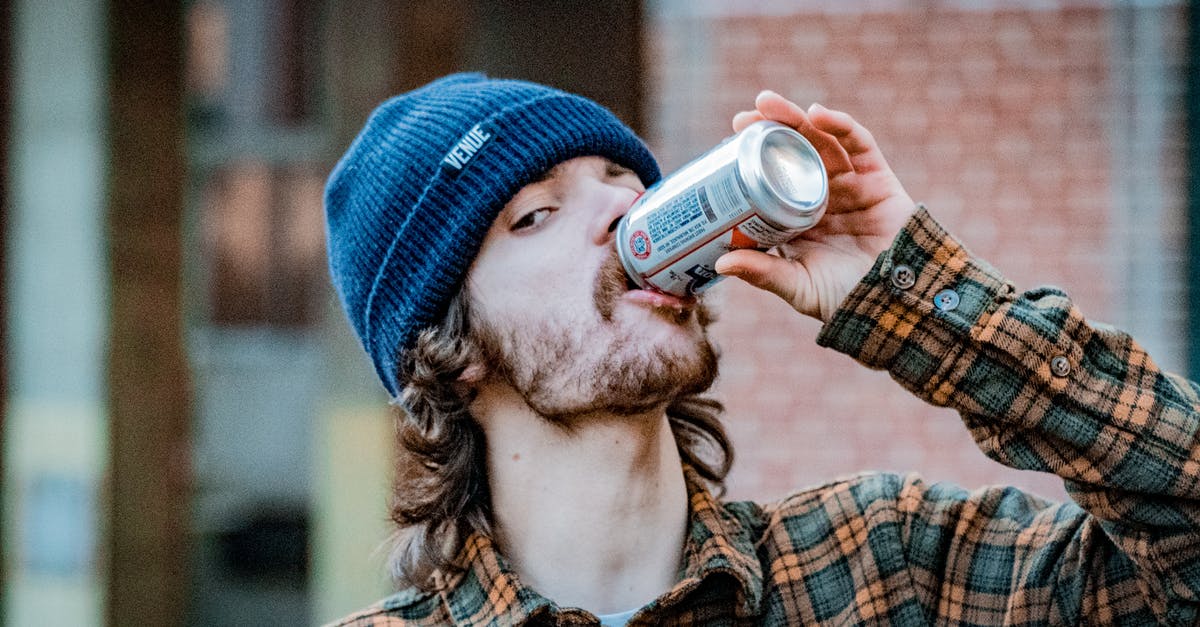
[1,0,1195,625]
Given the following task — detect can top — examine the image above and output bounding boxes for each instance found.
[738,121,828,227]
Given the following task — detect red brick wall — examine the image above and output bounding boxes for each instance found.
[645,4,1187,503]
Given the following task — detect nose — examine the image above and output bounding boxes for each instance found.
[589,185,640,247]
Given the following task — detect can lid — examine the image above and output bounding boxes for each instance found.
[738,121,828,227]
[762,130,825,209]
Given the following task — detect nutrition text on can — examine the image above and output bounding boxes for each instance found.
[616,120,828,297]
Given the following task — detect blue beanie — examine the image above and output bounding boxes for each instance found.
[325,73,661,398]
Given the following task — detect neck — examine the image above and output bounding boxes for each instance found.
[473,383,689,615]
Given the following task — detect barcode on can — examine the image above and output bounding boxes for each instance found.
[696,188,718,223]
[709,174,746,221]
[646,192,704,241]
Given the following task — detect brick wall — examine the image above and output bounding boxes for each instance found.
[645,2,1189,502]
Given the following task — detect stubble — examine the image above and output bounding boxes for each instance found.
[470,251,719,421]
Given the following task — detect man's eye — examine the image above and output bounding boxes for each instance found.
[512,207,554,231]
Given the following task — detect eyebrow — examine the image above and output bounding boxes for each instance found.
[498,168,558,223]
[532,165,562,185]
[535,159,630,185]
[500,160,634,221]
[606,161,635,178]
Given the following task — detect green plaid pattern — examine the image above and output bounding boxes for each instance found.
[331,207,1200,626]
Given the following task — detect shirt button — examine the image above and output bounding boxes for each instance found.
[1050,355,1071,377]
[933,289,960,312]
[891,265,916,290]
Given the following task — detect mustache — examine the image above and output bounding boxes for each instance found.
[593,247,715,327]
[594,248,628,321]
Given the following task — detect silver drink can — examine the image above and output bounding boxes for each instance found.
[616,120,828,296]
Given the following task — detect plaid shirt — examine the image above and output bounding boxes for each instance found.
[331,207,1200,626]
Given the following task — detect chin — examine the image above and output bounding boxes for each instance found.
[474,293,719,419]
[616,321,719,394]
[519,326,719,420]
[610,297,716,364]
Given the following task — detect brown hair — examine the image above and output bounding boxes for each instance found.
[387,290,733,590]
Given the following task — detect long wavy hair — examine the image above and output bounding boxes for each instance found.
[387,289,733,590]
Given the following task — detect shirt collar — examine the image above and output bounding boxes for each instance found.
[672,469,764,617]
[439,467,764,626]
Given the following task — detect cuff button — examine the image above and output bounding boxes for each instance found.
[933,289,960,312]
[891,265,916,290]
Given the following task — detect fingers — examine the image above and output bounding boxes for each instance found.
[807,103,890,174]
[753,91,854,175]
[714,249,799,305]
[753,90,813,130]
[739,90,891,180]
[732,110,765,132]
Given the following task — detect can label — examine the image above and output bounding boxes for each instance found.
[622,165,790,295]
[735,215,796,246]
[616,120,827,297]
[633,164,746,262]
[640,215,777,295]
[629,230,651,259]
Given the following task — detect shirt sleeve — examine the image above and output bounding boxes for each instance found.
[815,205,1200,624]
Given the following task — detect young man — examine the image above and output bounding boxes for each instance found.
[324,74,1200,626]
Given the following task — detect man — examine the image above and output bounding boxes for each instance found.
[324,74,1199,625]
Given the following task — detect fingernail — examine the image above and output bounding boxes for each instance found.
[714,262,738,277]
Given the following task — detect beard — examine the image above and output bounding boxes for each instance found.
[469,252,719,420]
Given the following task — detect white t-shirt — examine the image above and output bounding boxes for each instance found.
[596,607,639,626]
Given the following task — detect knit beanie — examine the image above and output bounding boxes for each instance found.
[325,73,662,398]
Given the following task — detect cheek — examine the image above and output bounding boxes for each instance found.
[469,256,566,327]
[478,243,591,296]
[468,224,613,336]
[473,258,548,307]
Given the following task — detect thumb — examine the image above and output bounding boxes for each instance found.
[715,249,800,304]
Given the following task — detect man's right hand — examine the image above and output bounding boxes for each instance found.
[715,91,917,323]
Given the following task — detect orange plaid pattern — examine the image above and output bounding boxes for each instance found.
[331,208,1200,626]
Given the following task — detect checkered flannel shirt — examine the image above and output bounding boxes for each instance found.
[331,207,1200,626]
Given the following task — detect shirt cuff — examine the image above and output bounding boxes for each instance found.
[815,204,1014,388]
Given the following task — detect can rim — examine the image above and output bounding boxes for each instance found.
[736,121,828,228]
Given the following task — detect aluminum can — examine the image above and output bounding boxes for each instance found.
[615,120,828,297]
